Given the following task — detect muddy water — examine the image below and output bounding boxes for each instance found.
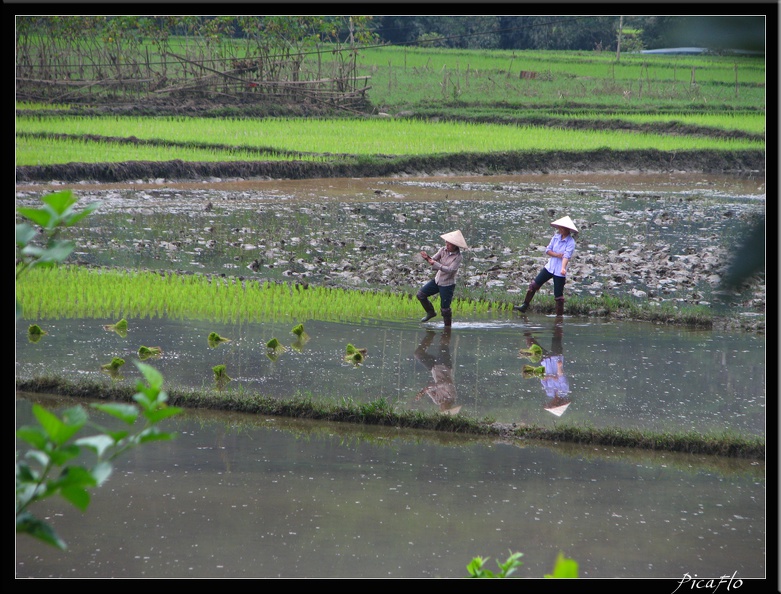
[15,396,765,579]
[15,315,765,437]
[16,172,766,309]
[16,173,766,579]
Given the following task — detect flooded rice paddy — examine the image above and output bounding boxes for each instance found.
[16,173,766,578]
[15,395,766,579]
[16,315,766,438]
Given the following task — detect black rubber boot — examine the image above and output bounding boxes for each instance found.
[513,281,540,313]
[442,307,452,327]
[417,292,437,322]
[555,296,565,317]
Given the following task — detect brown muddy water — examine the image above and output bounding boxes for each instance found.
[15,173,767,579]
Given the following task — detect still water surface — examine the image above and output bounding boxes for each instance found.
[16,173,766,578]
[16,314,765,437]
[15,396,765,579]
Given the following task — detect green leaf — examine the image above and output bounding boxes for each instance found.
[75,434,116,458]
[17,206,54,228]
[16,223,37,247]
[15,425,49,450]
[47,444,82,466]
[33,404,87,445]
[137,428,176,444]
[59,485,91,511]
[42,190,78,216]
[91,402,140,424]
[91,461,113,487]
[63,200,102,225]
[16,511,68,550]
[135,361,164,391]
[143,406,182,424]
[544,552,579,578]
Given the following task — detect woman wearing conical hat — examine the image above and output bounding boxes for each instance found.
[417,229,467,328]
[514,216,578,316]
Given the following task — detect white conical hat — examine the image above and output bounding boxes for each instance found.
[550,216,578,232]
[545,402,570,417]
[440,229,468,248]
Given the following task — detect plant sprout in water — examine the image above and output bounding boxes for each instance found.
[212,364,231,390]
[345,343,367,367]
[103,318,128,338]
[27,324,46,343]
[100,357,126,381]
[266,337,286,361]
[138,346,163,360]
[208,332,231,348]
[522,365,545,378]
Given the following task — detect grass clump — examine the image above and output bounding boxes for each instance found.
[14,376,765,460]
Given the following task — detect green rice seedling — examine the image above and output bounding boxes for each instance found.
[344,343,367,366]
[522,365,545,378]
[101,357,125,371]
[27,324,46,343]
[103,318,128,338]
[138,346,163,360]
[266,337,286,360]
[345,351,365,367]
[212,364,231,390]
[208,332,231,347]
[100,356,126,381]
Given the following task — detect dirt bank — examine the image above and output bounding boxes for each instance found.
[15,149,766,184]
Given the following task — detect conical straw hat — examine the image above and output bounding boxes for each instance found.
[545,402,570,417]
[440,229,468,248]
[550,216,578,232]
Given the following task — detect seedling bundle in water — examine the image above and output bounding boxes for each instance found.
[519,344,543,363]
[101,357,126,380]
[345,343,368,366]
[208,332,231,348]
[104,318,128,338]
[138,346,163,360]
[27,324,46,343]
[522,364,545,378]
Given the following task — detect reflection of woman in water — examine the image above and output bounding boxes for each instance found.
[414,329,461,415]
[523,323,571,416]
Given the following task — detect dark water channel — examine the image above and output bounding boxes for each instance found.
[16,173,766,579]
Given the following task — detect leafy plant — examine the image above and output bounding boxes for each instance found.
[15,190,101,318]
[16,362,181,550]
[466,551,578,578]
[466,551,524,578]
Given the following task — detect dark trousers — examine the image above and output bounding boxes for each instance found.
[418,279,455,310]
[533,268,566,298]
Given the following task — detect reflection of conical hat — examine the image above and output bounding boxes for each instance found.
[440,229,468,249]
[545,402,570,417]
[550,216,578,232]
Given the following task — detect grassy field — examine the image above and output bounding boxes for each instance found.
[15,46,766,169]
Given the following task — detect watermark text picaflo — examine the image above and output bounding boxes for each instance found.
[671,572,743,594]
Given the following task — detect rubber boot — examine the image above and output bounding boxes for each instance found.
[441,307,452,327]
[513,281,540,313]
[417,291,437,322]
[555,296,565,317]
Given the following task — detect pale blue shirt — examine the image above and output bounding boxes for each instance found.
[543,232,576,277]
